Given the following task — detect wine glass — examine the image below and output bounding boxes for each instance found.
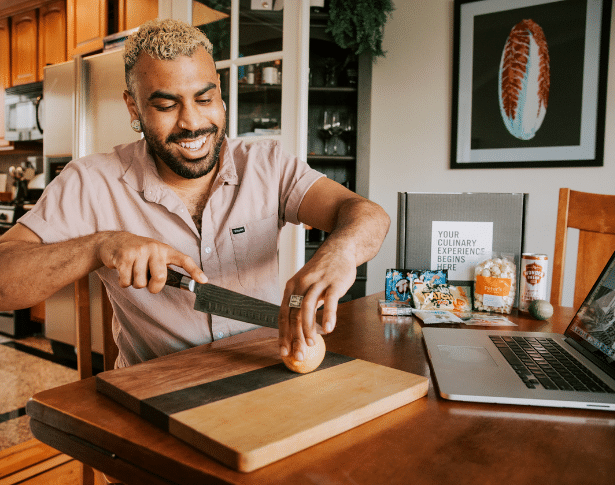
[318,109,333,155]
[328,110,344,155]
[341,112,356,156]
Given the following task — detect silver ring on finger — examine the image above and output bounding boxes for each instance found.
[289,295,304,308]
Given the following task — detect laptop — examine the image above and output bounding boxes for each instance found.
[423,250,615,411]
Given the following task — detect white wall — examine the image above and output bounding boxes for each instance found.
[362,0,615,307]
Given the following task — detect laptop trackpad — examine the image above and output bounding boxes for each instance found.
[437,345,498,367]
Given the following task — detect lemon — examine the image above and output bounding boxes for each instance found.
[282,333,326,374]
[528,299,553,320]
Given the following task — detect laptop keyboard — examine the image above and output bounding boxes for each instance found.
[490,335,615,393]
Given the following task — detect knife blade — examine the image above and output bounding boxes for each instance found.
[165,268,280,328]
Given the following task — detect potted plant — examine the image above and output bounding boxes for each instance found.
[325,0,394,60]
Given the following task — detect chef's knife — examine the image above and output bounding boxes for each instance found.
[165,268,280,328]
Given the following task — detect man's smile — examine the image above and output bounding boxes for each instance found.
[177,134,209,151]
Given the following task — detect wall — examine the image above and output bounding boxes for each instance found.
[362,0,615,307]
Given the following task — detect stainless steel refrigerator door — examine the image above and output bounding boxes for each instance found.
[82,48,141,155]
[41,49,139,356]
[43,60,74,162]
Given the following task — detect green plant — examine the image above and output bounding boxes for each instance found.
[326,0,394,60]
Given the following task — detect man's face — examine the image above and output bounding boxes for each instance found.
[124,47,226,179]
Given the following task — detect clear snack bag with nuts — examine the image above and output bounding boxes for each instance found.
[473,254,516,314]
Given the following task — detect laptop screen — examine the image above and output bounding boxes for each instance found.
[565,251,615,377]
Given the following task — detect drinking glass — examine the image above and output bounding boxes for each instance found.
[341,113,356,156]
[318,109,333,154]
[328,110,343,155]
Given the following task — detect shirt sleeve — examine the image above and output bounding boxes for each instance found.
[17,159,99,244]
[274,142,325,226]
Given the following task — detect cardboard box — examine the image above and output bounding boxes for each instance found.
[396,192,528,305]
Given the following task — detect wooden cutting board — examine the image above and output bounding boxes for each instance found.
[96,335,428,472]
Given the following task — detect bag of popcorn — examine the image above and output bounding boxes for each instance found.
[473,254,516,314]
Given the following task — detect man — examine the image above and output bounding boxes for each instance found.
[0,19,389,368]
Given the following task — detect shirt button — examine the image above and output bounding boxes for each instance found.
[205,247,212,254]
[217,332,224,338]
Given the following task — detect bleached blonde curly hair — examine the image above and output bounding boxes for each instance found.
[124,19,214,94]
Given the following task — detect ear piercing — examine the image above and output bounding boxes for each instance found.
[131,119,142,132]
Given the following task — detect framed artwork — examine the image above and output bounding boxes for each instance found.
[451,0,612,169]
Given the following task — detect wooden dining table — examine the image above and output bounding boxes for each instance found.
[27,292,615,485]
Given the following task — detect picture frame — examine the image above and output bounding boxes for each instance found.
[451,0,612,169]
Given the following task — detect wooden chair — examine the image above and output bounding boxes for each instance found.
[3,279,118,485]
[551,188,615,310]
[74,276,118,378]
[74,276,121,484]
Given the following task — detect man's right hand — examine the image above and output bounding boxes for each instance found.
[0,225,206,311]
[96,231,207,293]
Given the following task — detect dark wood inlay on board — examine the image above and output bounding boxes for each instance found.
[141,352,354,430]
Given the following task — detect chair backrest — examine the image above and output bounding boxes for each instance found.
[74,277,123,484]
[551,188,615,309]
[75,276,118,380]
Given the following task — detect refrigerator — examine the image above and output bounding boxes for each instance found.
[43,48,141,354]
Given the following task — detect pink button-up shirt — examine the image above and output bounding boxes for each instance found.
[20,137,323,366]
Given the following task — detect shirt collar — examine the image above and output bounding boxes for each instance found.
[117,139,163,203]
[120,137,239,199]
[216,137,238,186]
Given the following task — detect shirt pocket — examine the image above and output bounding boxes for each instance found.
[230,214,279,290]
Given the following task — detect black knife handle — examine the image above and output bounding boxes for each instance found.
[165,268,186,289]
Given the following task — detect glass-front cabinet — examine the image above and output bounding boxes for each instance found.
[192,0,284,141]
[182,0,366,299]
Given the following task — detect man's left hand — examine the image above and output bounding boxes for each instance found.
[277,247,356,361]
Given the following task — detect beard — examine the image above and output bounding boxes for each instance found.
[141,121,226,180]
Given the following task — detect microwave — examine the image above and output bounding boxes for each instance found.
[4,81,43,141]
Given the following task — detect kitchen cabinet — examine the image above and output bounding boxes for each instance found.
[30,301,45,323]
[39,0,66,77]
[0,18,9,146]
[2,1,67,87]
[0,18,10,89]
[67,0,158,57]
[11,9,38,86]
[305,13,365,300]
[197,1,284,140]
[66,0,107,56]
[116,0,158,32]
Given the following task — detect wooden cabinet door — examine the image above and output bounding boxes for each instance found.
[0,18,10,89]
[30,301,45,324]
[118,0,158,32]
[67,0,107,57]
[11,9,38,86]
[39,0,66,80]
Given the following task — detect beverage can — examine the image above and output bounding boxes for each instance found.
[519,253,548,311]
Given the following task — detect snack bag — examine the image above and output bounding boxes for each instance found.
[413,283,454,310]
[410,269,448,287]
[474,254,516,314]
[410,270,448,308]
[413,310,464,324]
[385,269,414,302]
[450,285,472,312]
